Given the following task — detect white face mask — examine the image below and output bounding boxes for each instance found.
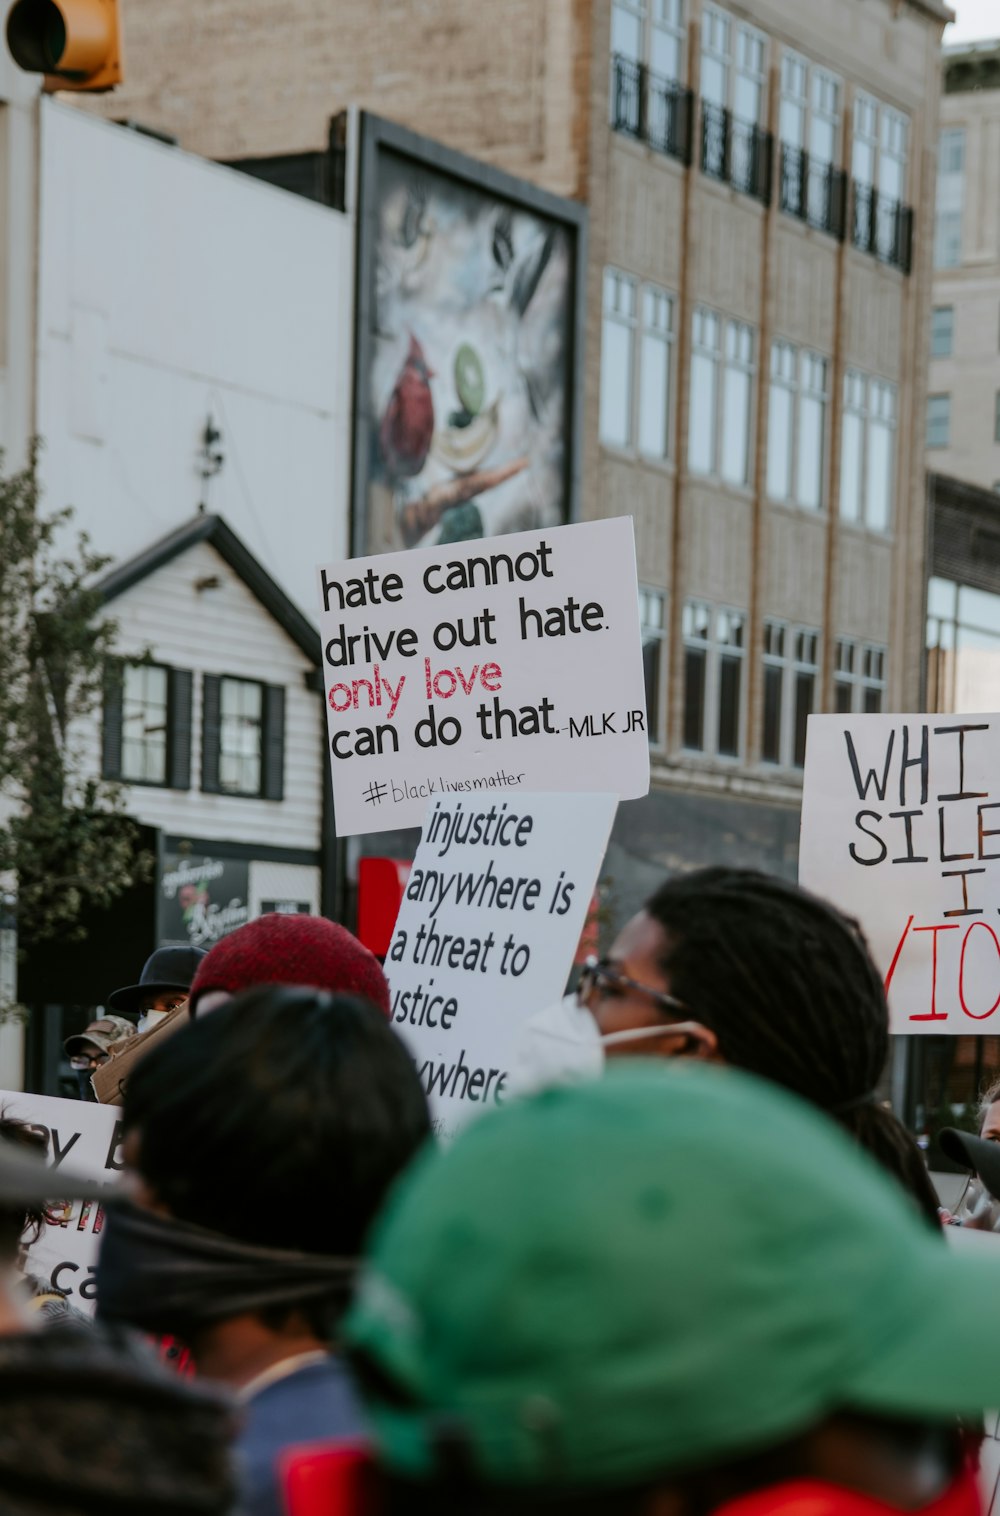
[509,994,707,1098]
[137,1008,171,1035]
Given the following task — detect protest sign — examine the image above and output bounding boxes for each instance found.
[317,517,649,835]
[385,790,617,1139]
[0,1091,121,1313]
[800,713,1000,1034]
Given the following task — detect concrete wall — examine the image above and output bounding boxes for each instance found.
[36,100,354,617]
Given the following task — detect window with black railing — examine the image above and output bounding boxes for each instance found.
[610,53,693,167]
[700,102,772,206]
[851,182,913,274]
[778,145,847,240]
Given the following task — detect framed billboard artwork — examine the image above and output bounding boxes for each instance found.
[352,112,587,556]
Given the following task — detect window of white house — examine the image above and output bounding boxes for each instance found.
[600,270,675,457]
[218,677,264,796]
[934,127,965,269]
[640,588,667,744]
[926,394,951,450]
[761,621,818,768]
[766,343,827,509]
[121,664,169,785]
[599,270,637,450]
[931,306,954,358]
[683,600,745,757]
[689,307,755,484]
[839,370,896,532]
[835,639,886,714]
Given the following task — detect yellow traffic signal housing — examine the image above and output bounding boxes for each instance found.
[6,0,122,91]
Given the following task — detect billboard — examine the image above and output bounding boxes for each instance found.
[352,113,587,557]
[158,853,250,948]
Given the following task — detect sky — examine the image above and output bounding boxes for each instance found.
[945,0,1000,45]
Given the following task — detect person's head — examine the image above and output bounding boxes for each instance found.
[0,1117,49,1266]
[121,987,428,1255]
[64,1015,137,1100]
[187,914,390,1018]
[108,945,208,1030]
[580,868,939,1223]
[344,1064,997,1516]
[978,1075,1000,1141]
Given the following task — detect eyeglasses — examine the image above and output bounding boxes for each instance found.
[577,955,689,1019]
[69,1049,109,1069]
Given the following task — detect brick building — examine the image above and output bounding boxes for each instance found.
[74,0,950,916]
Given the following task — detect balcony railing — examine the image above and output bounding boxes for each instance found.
[611,54,693,166]
[700,102,772,206]
[851,182,913,274]
[778,145,847,241]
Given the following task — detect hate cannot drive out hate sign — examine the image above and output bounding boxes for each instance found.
[385,790,617,1140]
[317,517,649,836]
[799,713,1000,1034]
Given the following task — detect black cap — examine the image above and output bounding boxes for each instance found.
[107,945,208,1014]
[939,1127,1000,1203]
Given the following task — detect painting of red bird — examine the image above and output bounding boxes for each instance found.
[379,335,435,479]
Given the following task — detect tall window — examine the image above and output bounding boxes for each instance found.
[926,394,951,450]
[610,0,686,138]
[931,306,954,358]
[927,578,1000,713]
[853,94,910,259]
[761,622,818,768]
[834,639,886,714]
[839,370,896,532]
[934,127,965,269]
[701,6,767,184]
[599,270,675,457]
[683,600,744,757]
[218,678,264,796]
[688,308,755,484]
[121,664,169,784]
[767,342,828,509]
[778,52,841,223]
[640,588,667,744]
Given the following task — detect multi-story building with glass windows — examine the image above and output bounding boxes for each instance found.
[926,41,1000,493]
[71,0,948,918]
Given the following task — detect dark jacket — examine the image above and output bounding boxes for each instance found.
[0,1321,236,1514]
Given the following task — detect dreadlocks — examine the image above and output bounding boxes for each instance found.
[643,868,942,1226]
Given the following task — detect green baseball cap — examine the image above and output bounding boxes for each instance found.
[345,1061,1000,1489]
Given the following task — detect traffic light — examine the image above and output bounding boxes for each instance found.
[6,0,122,91]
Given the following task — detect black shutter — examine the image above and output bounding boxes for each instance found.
[102,660,124,780]
[168,668,193,790]
[201,674,222,793]
[262,684,285,801]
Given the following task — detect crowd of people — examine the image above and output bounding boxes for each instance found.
[4,869,1000,1516]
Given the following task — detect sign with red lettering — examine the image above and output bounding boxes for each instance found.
[385,790,617,1140]
[316,518,649,835]
[0,1092,121,1314]
[800,714,1000,1034]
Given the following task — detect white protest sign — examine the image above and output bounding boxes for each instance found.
[317,517,649,835]
[386,790,617,1139]
[799,713,1000,1035]
[0,1092,121,1314]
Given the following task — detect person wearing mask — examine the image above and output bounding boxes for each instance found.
[107,944,208,1032]
[518,867,941,1224]
[340,1063,1000,1516]
[0,1117,234,1514]
[187,914,390,1018]
[64,1014,136,1101]
[95,985,430,1516]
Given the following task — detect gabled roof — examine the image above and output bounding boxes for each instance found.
[95,513,321,665]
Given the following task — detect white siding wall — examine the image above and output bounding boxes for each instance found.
[80,539,324,851]
[36,99,353,617]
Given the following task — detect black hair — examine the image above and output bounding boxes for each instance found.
[0,1115,49,1262]
[641,868,942,1227]
[122,987,431,1257]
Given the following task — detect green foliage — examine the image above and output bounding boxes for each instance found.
[0,442,152,961]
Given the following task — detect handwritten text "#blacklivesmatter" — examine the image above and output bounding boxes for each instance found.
[846,721,1000,1023]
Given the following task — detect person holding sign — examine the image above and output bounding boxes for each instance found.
[522,868,940,1225]
[339,1065,993,1516]
[96,985,430,1516]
